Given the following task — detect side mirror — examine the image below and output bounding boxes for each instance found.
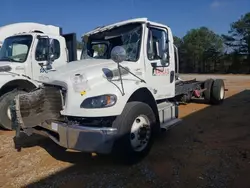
[49,54,55,61]
[48,39,55,62]
[162,52,169,62]
[161,32,170,64]
[111,46,126,64]
[161,32,168,52]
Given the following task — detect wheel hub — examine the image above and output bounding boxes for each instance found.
[130,115,151,152]
[138,126,147,140]
[220,86,225,99]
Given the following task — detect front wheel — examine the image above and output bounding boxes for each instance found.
[112,101,157,163]
[0,90,27,130]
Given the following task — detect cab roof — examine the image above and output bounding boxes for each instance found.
[0,22,61,42]
[82,17,170,38]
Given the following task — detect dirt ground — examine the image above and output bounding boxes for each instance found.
[0,74,250,188]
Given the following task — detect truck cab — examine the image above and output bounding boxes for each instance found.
[0,33,66,79]
[0,30,77,130]
[79,18,176,102]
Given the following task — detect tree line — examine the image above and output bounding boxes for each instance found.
[174,12,250,74]
[77,12,250,74]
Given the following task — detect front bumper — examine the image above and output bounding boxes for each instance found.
[11,86,118,154]
[33,122,118,154]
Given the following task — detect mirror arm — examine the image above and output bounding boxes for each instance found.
[119,65,146,83]
[117,64,125,96]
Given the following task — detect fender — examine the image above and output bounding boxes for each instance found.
[0,75,40,96]
[61,79,155,117]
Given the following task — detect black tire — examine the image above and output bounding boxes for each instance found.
[0,90,27,130]
[112,101,157,164]
[203,79,213,103]
[210,79,225,105]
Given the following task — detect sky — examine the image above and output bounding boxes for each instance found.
[1,0,249,40]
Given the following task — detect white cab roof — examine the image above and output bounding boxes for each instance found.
[82,17,170,38]
[0,22,60,44]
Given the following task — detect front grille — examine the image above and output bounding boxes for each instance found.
[44,84,67,107]
[17,85,64,128]
[60,87,67,107]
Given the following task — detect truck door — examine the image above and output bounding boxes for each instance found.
[144,25,175,100]
[31,35,67,80]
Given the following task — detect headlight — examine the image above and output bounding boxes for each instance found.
[80,94,117,108]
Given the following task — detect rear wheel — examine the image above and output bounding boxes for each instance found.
[203,79,225,105]
[210,79,225,105]
[0,90,27,130]
[112,101,157,163]
[203,79,213,103]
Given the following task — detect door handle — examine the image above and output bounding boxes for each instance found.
[170,71,175,83]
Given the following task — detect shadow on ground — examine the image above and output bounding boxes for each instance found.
[16,90,250,188]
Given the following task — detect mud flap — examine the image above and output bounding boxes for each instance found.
[10,86,64,151]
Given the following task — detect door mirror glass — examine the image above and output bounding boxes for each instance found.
[49,54,55,61]
[161,32,167,52]
[48,39,55,62]
[161,32,169,65]
[162,52,169,62]
[111,46,126,64]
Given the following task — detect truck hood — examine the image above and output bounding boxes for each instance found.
[0,61,12,67]
[0,61,25,74]
[51,59,115,76]
[38,59,121,87]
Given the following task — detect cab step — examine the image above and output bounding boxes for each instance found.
[160,118,182,130]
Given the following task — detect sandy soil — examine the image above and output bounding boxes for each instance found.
[0,74,250,188]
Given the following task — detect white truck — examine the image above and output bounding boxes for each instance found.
[11,18,225,161]
[0,22,78,130]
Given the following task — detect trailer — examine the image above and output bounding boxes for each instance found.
[0,22,77,130]
[10,18,225,162]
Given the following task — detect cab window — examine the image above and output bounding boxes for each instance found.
[35,38,60,61]
[147,27,169,64]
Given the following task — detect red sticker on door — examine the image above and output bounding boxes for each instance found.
[153,67,169,76]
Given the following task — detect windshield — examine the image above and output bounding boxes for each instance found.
[0,35,33,63]
[81,23,142,62]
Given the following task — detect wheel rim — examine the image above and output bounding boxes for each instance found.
[130,115,151,152]
[7,106,11,120]
[220,86,225,100]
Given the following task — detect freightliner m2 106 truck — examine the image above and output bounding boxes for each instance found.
[11,18,225,161]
